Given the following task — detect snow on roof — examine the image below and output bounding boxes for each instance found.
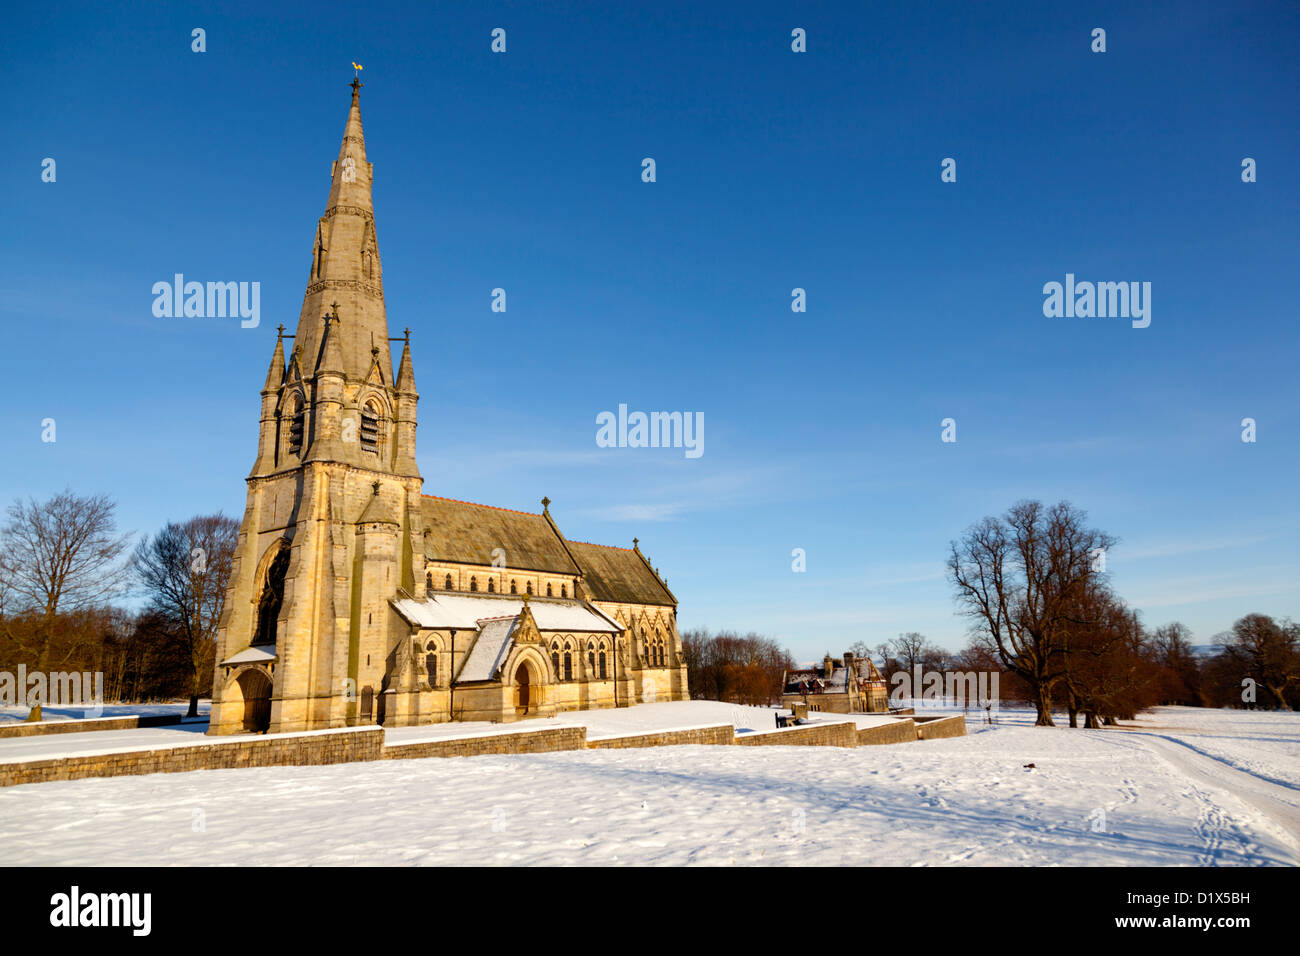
[220,644,277,666]
[392,592,621,633]
[457,617,518,683]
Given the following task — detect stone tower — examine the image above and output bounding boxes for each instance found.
[209,79,425,735]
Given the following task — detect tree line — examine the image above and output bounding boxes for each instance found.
[0,489,237,717]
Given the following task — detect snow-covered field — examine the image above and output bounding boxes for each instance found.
[0,704,1295,866]
[0,700,209,724]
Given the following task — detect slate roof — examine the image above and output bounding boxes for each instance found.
[421,496,581,575]
[565,540,675,607]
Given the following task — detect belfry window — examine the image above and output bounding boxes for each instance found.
[287,395,304,456]
[360,402,381,454]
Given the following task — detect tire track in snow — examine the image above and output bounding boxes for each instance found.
[1120,731,1300,864]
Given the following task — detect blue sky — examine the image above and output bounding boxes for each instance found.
[5,0,1297,658]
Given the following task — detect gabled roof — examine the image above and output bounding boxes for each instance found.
[421,496,580,575]
[456,616,518,683]
[565,540,675,607]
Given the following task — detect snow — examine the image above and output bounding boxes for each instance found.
[220,644,277,665]
[456,617,517,682]
[393,593,620,632]
[1,705,1295,865]
[0,700,210,725]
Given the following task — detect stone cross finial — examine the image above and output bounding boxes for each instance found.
[541,496,551,513]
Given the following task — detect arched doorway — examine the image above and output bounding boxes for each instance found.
[514,663,532,716]
[237,669,272,732]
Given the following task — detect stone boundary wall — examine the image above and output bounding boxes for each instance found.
[1,712,961,788]
[382,726,586,759]
[914,715,967,740]
[857,719,918,745]
[736,720,859,748]
[588,724,734,749]
[0,714,188,739]
[0,727,384,788]
[0,716,143,739]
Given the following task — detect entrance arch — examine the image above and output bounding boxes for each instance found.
[513,663,533,716]
[236,668,272,732]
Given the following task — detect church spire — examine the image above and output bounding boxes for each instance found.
[291,76,391,386]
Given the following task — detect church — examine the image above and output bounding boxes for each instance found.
[208,79,688,735]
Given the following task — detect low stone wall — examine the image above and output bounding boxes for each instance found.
[915,715,967,740]
[736,720,859,748]
[382,726,586,759]
[0,727,384,788]
[588,724,734,749]
[857,719,918,746]
[0,715,141,739]
[0,714,188,739]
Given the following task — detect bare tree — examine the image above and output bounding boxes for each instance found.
[134,514,239,717]
[948,499,1115,726]
[1219,614,1299,710]
[0,490,132,683]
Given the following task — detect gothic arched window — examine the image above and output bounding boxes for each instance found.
[510,580,517,595]
[426,571,433,590]
[587,641,595,674]
[254,546,290,646]
[526,582,533,596]
[487,578,495,593]
[598,648,608,680]
[425,641,438,687]
[561,584,567,598]
[550,642,560,677]
[360,401,381,455]
[547,583,553,597]
[286,394,305,457]
[563,641,573,681]
[445,573,453,591]
[470,576,478,592]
